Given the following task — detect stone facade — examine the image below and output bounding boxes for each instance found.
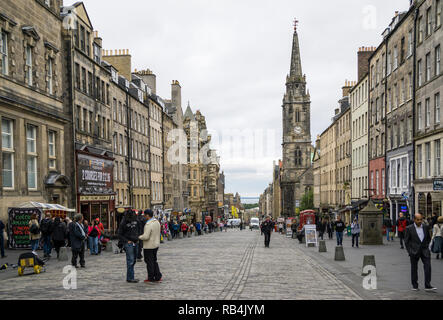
[0,0,70,222]
[414,0,443,218]
[281,25,313,217]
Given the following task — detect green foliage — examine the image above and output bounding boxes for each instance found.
[300,189,314,211]
[243,203,259,210]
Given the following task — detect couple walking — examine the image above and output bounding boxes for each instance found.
[118,209,162,284]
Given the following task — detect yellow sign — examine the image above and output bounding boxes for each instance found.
[232,206,238,218]
[80,195,111,201]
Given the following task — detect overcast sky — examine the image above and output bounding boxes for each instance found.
[78,0,410,198]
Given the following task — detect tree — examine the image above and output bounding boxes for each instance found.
[300,189,314,211]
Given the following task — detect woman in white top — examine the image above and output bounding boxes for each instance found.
[432,216,443,259]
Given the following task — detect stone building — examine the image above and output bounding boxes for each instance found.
[368,31,388,206]
[414,0,443,218]
[205,149,220,220]
[162,109,175,213]
[272,160,282,219]
[0,0,70,221]
[281,22,313,217]
[384,9,416,223]
[350,47,373,208]
[217,171,225,219]
[164,80,189,214]
[312,136,321,210]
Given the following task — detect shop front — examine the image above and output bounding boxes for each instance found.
[415,179,443,219]
[76,150,115,232]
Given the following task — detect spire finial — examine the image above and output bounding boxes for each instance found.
[293,18,299,31]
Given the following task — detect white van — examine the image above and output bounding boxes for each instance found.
[227,219,241,227]
[250,218,260,230]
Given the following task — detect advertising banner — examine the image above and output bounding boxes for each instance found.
[77,153,114,195]
[8,208,42,249]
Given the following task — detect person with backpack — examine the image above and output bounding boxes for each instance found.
[51,217,67,259]
[40,213,54,258]
[0,219,6,258]
[29,213,41,254]
[397,212,408,249]
[118,210,141,283]
[196,221,201,236]
[351,218,361,248]
[88,220,100,255]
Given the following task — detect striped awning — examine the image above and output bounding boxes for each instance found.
[17,202,75,212]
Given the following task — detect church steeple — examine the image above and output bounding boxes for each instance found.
[289,19,303,79]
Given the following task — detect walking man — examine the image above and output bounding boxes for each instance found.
[334,216,346,246]
[351,218,360,248]
[69,213,87,268]
[397,212,408,249]
[118,210,140,283]
[139,209,162,283]
[40,213,54,258]
[405,213,436,291]
[262,216,274,248]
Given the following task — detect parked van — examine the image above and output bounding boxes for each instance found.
[250,218,260,230]
[227,219,241,227]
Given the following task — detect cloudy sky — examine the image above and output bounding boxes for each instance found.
[78,0,409,198]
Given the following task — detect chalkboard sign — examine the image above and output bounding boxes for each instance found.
[8,208,42,249]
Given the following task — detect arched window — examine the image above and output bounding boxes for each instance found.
[295,110,300,123]
[295,147,302,166]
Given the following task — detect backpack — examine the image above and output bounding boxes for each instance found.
[89,226,98,238]
[40,219,51,234]
[30,223,40,235]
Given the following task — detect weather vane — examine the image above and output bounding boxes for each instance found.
[293,18,299,31]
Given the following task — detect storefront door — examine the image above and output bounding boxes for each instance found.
[101,204,109,231]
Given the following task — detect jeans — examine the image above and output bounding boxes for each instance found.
[43,235,52,256]
[0,233,4,257]
[264,232,271,247]
[386,228,391,241]
[352,233,359,247]
[30,239,39,252]
[144,248,162,281]
[124,242,138,281]
[336,232,344,246]
[88,236,98,255]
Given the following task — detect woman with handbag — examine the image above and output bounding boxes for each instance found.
[431,216,443,259]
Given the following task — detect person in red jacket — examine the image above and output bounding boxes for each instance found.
[181,222,188,237]
[397,212,408,249]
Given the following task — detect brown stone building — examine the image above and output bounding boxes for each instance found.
[0,0,71,221]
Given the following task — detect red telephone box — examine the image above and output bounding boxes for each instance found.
[298,210,316,231]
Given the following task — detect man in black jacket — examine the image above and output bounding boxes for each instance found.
[405,213,436,291]
[40,213,54,258]
[334,216,346,246]
[262,216,274,248]
[69,214,87,268]
[118,210,140,283]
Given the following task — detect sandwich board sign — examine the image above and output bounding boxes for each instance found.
[305,225,318,247]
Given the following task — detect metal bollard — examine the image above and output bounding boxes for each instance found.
[58,247,68,261]
[334,246,345,261]
[319,240,327,253]
[362,255,376,276]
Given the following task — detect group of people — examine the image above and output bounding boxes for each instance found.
[27,212,106,261]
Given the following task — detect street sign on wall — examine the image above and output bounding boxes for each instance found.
[434,179,443,191]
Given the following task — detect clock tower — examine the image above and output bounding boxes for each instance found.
[281,20,313,217]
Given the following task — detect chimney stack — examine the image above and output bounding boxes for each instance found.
[357,46,376,82]
[135,69,156,95]
[342,80,355,97]
[171,80,182,110]
[102,49,132,80]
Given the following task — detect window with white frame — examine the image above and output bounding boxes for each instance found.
[436,45,441,76]
[47,58,53,95]
[417,145,423,178]
[425,142,431,177]
[435,140,441,176]
[402,157,407,188]
[436,93,441,124]
[418,103,423,130]
[391,161,396,188]
[26,125,37,189]
[2,119,14,188]
[408,73,413,99]
[376,170,380,195]
[418,60,423,86]
[381,169,385,195]
[426,53,431,81]
[0,30,8,75]
[48,131,56,169]
[26,46,33,86]
[426,98,431,127]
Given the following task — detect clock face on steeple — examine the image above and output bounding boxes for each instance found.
[294,126,303,135]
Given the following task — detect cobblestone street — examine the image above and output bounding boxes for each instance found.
[0,229,362,300]
[2,229,443,300]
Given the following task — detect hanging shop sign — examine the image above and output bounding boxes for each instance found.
[77,153,114,195]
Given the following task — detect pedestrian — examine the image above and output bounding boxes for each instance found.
[390,223,396,242]
[173,221,179,238]
[65,217,72,247]
[318,219,326,240]
[405,213,436,291]
[0,219,6,258]
[69,213,87,268]
[40,212,54,258]
[327,219,333,240]
[87,220,100,255]
[431,216,443,259]
[291,221,298,239]
[137,212,147,261]
[51,217,67,259]
[262,216,274,248]
[196,221,202,236]
[219,222,223,232]
[430,213,438,229]
[351,218,360,248]
[397,212,408,249]
[181,221,188,237]
[139,209,162,283]
[96,218,105,254]
[118,210,140,283]
[334,216,346,246]
[384,218,393,242]
[29,213,41,255]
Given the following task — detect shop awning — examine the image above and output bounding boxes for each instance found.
[17,201,75,212]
